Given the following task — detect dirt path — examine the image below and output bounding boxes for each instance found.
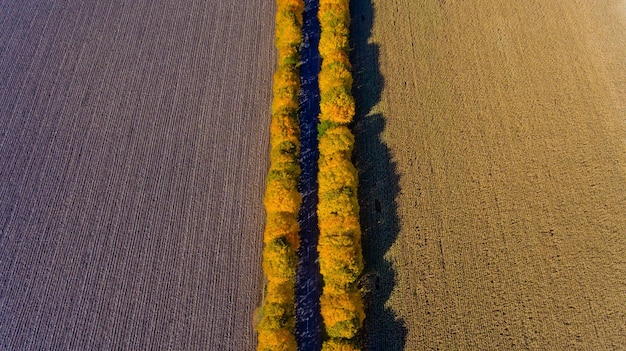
[359,1,626,349]
[0,1,273,349]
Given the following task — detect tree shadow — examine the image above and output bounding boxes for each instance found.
[350,1,407,350]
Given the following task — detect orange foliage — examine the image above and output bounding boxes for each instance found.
[264,213,300,248]
[320,292,365,338]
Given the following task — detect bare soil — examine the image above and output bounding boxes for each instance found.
[358,1,626,349]
[0,1,274,349]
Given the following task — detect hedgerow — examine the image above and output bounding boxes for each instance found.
[317,0,365,349]
[259,1,364,349]
[257,0,304,350]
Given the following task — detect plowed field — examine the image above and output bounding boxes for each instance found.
[0,1,273,349]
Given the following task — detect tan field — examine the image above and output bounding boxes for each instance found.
[352,0,626,350]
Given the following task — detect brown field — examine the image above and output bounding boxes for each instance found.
[0,1,273,349]
[352,0,626,350]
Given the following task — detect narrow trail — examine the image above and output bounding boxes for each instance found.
[295,0,323,349]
